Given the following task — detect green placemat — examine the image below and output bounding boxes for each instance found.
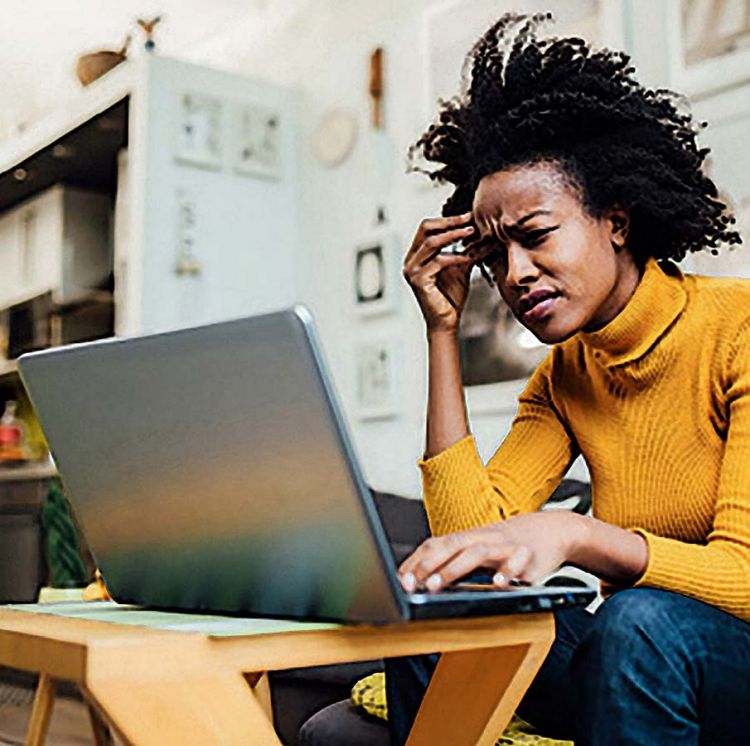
[3,601,341,637]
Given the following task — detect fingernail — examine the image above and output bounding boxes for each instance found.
[402,572,416,592]
[493,573,506,586]
[464,225,474,232]
[426,573,442,591]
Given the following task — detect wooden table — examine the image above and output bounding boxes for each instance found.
[0,605,554,746]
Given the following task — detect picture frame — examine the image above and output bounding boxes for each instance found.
[174,92,224,170]
[233,102,283,181]
[353,338,399,421]
[665,0,750,97]
[352,229,401,317]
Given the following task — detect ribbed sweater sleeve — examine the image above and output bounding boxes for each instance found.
[419,354,579,536]
[632,322,750,621]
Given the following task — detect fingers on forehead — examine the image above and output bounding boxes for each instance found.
[422,212,472,234]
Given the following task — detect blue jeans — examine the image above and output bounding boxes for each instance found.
[385,588,750,745]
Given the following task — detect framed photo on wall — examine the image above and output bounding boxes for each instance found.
[352,230,401,317]
[174,92,224,170]
[666,0,750,96]
[353,338,399,420]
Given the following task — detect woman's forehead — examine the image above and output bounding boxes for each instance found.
[472,165,575,226]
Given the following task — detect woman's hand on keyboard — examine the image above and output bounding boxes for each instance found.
[398,510,587,593]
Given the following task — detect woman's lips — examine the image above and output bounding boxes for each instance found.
[521,294,559,323]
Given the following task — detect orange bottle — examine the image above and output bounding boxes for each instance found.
[0,400,30,464]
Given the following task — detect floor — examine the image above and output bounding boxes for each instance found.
[0,678,108,746]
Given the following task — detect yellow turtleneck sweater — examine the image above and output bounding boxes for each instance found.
[419,257,750,623]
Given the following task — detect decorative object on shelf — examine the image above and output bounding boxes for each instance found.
[14,389,48,462]
[0,400,31,465]
[354,339,398,420]
[137,16,162,52]
[352,226,400,317]
[76,35,131,87]
[234,103,283,180]
[175,92,224,170]
[459,272,548,387]
[313,108,358,167]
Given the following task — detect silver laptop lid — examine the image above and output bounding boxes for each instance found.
[19,307,407,623]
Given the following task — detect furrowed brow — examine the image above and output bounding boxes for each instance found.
[508,210,553,230]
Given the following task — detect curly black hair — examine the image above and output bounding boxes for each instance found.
[410,13,741,263]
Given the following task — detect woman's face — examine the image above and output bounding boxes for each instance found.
[471,162,640,344]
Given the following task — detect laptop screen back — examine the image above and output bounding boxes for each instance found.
[19,308,406,623]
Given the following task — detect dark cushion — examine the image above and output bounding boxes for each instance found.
[298,700,389,746]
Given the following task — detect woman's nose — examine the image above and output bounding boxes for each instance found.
[504,243,539,288]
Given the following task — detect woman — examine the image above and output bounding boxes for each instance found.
[390,12,750,746]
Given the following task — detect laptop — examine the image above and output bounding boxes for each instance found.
[18,307,595,624]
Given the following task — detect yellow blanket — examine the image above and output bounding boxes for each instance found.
[351,672,573,746]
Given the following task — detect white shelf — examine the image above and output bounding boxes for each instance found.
[0,461,57,482]
[0,61,134,175]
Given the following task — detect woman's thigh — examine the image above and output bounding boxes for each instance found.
[570,588,750,745]
[388,590,750,744]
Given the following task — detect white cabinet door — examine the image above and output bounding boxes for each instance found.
[17,189,63,302]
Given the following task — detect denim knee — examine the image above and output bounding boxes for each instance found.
[571,588,700,690]
[586,588,690,642]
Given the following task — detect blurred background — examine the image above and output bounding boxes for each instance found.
[0,0,748,588]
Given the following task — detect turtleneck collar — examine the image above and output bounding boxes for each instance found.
[578,257,687,367]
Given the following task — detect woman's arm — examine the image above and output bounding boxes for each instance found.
[402,214,578,535]
[425,329,470,458]
[420,352,580,535]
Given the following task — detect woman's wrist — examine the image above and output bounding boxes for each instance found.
[566,513,649,584]
[426,325,460,341]
[562,511,590,564]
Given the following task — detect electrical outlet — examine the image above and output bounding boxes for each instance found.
[175,92,224,170]
[234,103,282,180]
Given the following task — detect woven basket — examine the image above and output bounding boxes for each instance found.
[76,50,126,86]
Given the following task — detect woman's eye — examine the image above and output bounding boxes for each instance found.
[522,227,557,247]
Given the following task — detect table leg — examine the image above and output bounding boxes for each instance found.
[407,637,552,746]
[83,671,282,746]
[86,701,114,746]
[25,673,56,746]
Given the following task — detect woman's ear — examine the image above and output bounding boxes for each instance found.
[607,206,630,252]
